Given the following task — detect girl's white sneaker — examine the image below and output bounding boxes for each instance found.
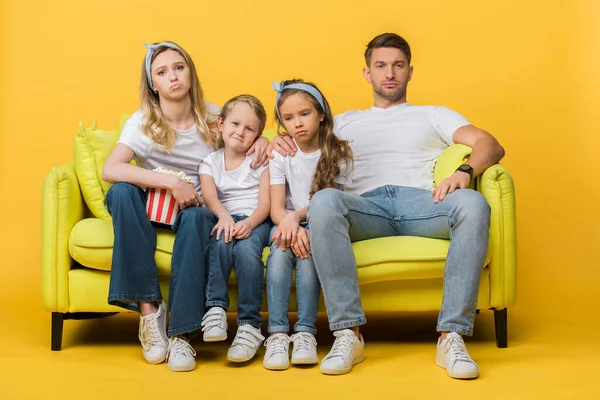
[263,333,291,370]
[291,332,318,364]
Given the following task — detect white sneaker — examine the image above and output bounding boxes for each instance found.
[227,324,265,362]
[138,301,169,364]
[320,329,364,375]
[436,332,480,379]
[201,307,228,342]
[291,332,318,365]
[167,336,196,372]
[263,333,291,370]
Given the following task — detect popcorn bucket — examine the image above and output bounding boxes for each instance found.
[146,188,180,225]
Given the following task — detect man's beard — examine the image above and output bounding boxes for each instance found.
[374,83,407,103]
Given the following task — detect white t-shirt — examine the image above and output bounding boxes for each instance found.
[199,149,268,216]
[117,102,220,193]
[334,103,470,194]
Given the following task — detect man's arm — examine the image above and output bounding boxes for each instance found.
[433,125,505,203]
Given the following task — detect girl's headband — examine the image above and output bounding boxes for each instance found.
[144,42,182,88]
[272,81,326,123]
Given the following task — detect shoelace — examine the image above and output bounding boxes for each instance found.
[444,336,471,363]
[138,315,162,351]
[167,337,196,360]
[264,334,290,357]
[201,309,225,333]
[232,325,265,348]
[327,330,356,357]
[290,332,317,352]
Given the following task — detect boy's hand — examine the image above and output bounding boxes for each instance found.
[291,226,310,259]
[232,219,253,240]
[211,215,236,243]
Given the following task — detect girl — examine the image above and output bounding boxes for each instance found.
[262,79,353,370]
[102,42,268,372]
[199,95,272,363]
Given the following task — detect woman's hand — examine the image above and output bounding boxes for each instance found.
[211,214,236,243]
[247,136,270,168]
[233,219,253,240]
[272,213,300,251]
[291,226,311,259]
[267,134,297,159]
[169,177,203,208]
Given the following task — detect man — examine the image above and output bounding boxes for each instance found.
[270,33,505,378]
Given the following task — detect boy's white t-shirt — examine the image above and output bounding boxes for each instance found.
[117,102,220,193]
[334,103,470,195]
[199,149,268,216]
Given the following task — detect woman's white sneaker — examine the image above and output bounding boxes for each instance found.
[263,333,291,370]
[227,324,264,362]
[320,329,364,375]
[436,332,480,379]
[138,301,169,364]
[167,336,196,372]
[201,307,228,342]
[290,332,318,365]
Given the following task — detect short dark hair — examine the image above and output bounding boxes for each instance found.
[364,33,411,66]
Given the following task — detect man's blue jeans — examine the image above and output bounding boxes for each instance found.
[307,185,490,336]
[205,215,271,329]
[106,183,216,337]
[266,224,320,335]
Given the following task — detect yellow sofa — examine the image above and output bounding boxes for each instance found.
[41,120,517,351]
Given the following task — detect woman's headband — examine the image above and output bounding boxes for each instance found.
[144,42,182,88]
[272,81,326,123]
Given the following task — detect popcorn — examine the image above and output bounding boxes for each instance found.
[145,167,194,225]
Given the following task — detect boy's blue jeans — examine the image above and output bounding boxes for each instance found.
[106,182,216,337]
[266,224,320,335]
[205,215,271,329]
[307,185,490,336]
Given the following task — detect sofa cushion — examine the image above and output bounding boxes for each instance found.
[73,118,128,220]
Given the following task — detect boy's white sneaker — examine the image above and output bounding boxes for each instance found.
[320,329,364,375]
[291,332,318,364]
[167,336,196,372]
[201,307,228,342]
[138,301,169,364]
[436,332,480,379]
[227,324,265,362]
[263,333,291,370]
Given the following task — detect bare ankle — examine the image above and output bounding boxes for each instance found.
[351,327,360,338]
[139,301,158,316]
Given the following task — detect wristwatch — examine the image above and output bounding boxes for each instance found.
[456,164,474,182]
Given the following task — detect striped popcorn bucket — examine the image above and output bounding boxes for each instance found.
[145,188,181,225]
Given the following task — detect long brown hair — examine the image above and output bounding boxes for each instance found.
[275,79,353,196]
[139,41,219,150]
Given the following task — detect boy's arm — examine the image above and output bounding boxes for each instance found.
[200,174,230,219]
[245,169,271,229]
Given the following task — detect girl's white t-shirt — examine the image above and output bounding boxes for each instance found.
[117,102,220,193]
[199,149,268,217]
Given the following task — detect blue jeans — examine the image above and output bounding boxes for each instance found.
[106,182,216,337]
[307,185,490,336]
[205,215,271,329]
[266,224,320,335]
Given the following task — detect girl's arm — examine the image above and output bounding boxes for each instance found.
[200,173,235,242]
[103,143,202,207]
[232,169,271,239]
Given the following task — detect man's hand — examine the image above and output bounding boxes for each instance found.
[291,227,310,259]
[247,136,270,168]
[267,134,297,159]
[432,171,470,203]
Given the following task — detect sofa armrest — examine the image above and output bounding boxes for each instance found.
[433,144,472,186]
[41,161,85,312]
[478,164,517,308]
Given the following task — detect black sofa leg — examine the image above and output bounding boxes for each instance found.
[494,308,508,348]
[51,312,64,351]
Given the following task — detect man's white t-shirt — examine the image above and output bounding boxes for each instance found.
[334,103,470,195]
[199,149,268,216]
[117,102,220,193]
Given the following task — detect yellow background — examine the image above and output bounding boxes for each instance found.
[1,0,599,398]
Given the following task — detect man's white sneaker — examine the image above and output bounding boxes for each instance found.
[320,329,364,375]
[138,301,169,364]
[436,332,480,379]
[201,307,228,342]
[167,336,196,372]
[263,333,291,370]
[227,324,265,362]
[291,332,318,365]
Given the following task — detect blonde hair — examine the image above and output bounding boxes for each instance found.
[139,41,219,150]
[218,94,267,148]
[275,79,353,196]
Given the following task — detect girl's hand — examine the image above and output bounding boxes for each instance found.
[169,177,203,208]
[291,226,311,259]
[267,134,297,159]
[247,136,270,168]
[232,219,253,240]
[272,213,300,250]
[211,215,236,243]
